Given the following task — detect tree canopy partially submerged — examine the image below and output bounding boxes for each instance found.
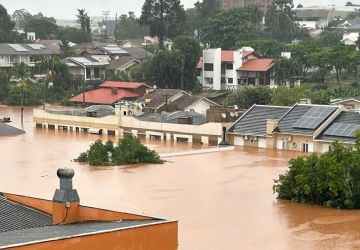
[274,136,360,209]
[75,134,164,166]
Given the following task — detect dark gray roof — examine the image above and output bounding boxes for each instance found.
[137,111,206,125]
[317,111,360,142]
[106,56,139,70]
[170,95,204,110]
[277,104,338,135]
[0,194,52,233]
[137,89,187,109]
[122,47,153,60]
[0,122,25,136]
[228,105,290,136]
[295,8,330,19]
[0,218,163,248]
[0,44,60,56]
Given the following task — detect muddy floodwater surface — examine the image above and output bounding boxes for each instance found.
[1,106,360,250]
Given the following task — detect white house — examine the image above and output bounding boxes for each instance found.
[196,47,276,90]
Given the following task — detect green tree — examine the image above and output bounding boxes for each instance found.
[0,72,10,102]
[59,40,76,57]
[13,62,31,122]
[225,86,272,108]
[116,12,149,40]
[12,9,32,29]
[76,9,92,45]
[173,36,201,90]
[274,57,301,84]
[290,40,321,79]
[25,18,58,39]
[145,50,185,88]
[319,30,343,48]
[0,4,16,43]
[265,0,300,42]
[140,0,186,49]
[235,39,287,58]
[201,6,263,48]
[270,86,312,106]
[38,55,61,108]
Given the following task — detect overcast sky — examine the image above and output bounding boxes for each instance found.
[2,0,348,19]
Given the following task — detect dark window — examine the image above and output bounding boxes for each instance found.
[204,63,214,71]
[226,63,233,70]
[228,78,233,84]
[86,68,91,79]
[302,143,309,152]
[94,68,100,78]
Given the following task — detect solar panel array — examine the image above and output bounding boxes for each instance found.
[8,44,29,52]
[293,106,335,129]
[27,44,45,50]
[103,46,127,54]
[324,122,360,137]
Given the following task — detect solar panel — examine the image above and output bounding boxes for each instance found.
[8,44,29,52]
[27,44,45,50]
[324,122,360,137]
[103,46,127,54]
[293,106,335,129]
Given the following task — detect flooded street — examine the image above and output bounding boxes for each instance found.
[2,106,360,249]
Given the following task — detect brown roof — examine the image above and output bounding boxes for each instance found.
[238,59,275,72]
[106,57,139,70]
[137,89,188,109]
[221,50,233,62]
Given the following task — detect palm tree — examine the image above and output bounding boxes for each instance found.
[38,56,60,109]
[13,62,30,123]
[77,9,91,50]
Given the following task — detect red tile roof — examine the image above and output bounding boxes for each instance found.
[100,81,146,89]
[242,51,254,58]
[221,50,234,62]
[69,88,139,105]
[196,57,203,69]
[238,59,275,72]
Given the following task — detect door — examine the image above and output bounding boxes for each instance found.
[234,136,244,146]
[277,140,284,150]
[308,142,314,153]
[258,138,267,148]
[302,143,309,152]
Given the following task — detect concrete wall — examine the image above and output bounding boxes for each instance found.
[184,99,213,116]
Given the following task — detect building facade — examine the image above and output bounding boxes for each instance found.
[197,47,275,90]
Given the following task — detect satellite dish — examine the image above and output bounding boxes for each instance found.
[234,112,239,117]
[230,112,235,117]
[234,105,239,110]
[221,113,227,119]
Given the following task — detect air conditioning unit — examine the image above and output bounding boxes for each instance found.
[287,136,292,142]
[291,142,297,148]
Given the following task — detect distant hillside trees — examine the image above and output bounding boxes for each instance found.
[116,12,149,40]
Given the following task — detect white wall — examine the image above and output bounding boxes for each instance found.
[184,99,213,116]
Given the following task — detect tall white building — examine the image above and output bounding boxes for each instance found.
[196,47,276,90]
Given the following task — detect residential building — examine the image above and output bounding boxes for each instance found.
[295,5,357,30]
[106,56,140,73]
[33,103,233,145]
[197,47,276,90]
[69,81,151,105]
[342,32,359,45]
[197,91,230,106]
[137,89,191,113]
[63,57,108,81]
[0,43,60,75]
[0,168,177,249]
[228,103,350,153]
[166,95,220,116]
[0,122,25,136]
[330,97,360,110]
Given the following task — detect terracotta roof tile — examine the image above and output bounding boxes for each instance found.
[238,59,275,72]
[70,88,139,105]
[221,50,234,62]
[100,81,145,89]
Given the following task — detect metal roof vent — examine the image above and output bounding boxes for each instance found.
[52,168,80,203]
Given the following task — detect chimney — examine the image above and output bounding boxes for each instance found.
[266,119,278,135]
[52,168,80,224]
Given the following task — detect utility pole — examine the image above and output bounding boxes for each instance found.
[102,11,110,41]
[162,93,169,112]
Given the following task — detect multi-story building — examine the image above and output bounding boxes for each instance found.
[0,43,60,75]
[196,47,276,90]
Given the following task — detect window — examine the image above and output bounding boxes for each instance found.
[302,143,309,152]
[228,78,233,84]
[204,63,213,71]
[226,63,233,70]
[94,68,100,78]
[205,78,213,84]
[86,68,91,79]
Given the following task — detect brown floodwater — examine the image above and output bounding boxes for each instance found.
[1,105,360,250]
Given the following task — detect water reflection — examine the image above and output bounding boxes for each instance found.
[1,106,360,249]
